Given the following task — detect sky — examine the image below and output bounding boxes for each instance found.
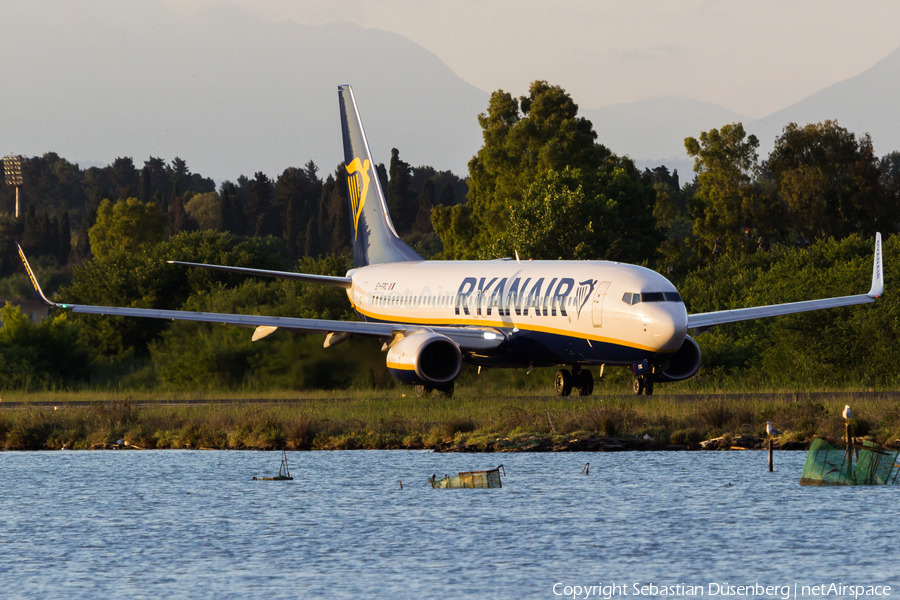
[162,0,900,119]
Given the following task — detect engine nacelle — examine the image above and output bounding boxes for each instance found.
[655,335,702,382]
[386,332,462,386]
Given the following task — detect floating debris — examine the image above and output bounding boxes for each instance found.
[800,437,900,486]
[253,449,294,481]
[430,465,504,489]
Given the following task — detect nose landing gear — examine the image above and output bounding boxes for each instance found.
[632,375,654,395]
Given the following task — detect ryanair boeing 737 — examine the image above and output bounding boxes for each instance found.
[18,85,885,397]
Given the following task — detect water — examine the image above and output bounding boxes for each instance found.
[0,450,896,599]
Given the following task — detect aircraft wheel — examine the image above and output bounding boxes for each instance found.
[555,369,573,396]
[645,380,654,396]
[415,385,431,398]
[633,378,644,395]
[576,369,593,396]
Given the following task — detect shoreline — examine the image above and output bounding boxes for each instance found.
[2,392,898,452]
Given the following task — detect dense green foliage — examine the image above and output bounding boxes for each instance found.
[0,303,90,389]
[433,81,660,261]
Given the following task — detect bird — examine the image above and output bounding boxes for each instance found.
[766,422,781,436]
[843,405,852,421]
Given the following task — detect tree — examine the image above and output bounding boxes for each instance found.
[435,80,657,262]
[276,167,313,256]
[685,123,762,258]
[184,191,221,230]
[413,179,435,234]
[387,148,417,235]
[170,180,186,233]
[109,157,139,200]
[88,198,168,259]
[246,171,273,235]
[764,121,892,240]
[490,168,613,259]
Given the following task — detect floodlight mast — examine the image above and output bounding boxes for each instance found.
[3,155,24,218]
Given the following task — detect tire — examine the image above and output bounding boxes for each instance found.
[645,380,654,396]
[555,369,573,396]
[576,369,593,396]
[633,378,644,395]
[415,385,429,398]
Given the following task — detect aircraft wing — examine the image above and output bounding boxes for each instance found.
[16,244,506,352]
[687,233,883,332]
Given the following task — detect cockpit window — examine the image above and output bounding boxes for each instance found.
[637,292,683,303]
[622,292,632,304]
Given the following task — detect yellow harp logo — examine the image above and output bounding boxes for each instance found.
[345,157,371,240]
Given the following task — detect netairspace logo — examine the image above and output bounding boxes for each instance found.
[550,582,892,599]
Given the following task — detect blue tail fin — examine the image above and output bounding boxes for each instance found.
[338,85,423,268]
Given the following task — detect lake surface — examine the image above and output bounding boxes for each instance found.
[0,450,896,599]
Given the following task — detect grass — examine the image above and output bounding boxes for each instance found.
[2,387,899,451]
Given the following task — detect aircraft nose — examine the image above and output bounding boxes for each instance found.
[648,303,687,351]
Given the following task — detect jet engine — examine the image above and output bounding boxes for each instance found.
[386,332,462,386]
[655,335,702,382]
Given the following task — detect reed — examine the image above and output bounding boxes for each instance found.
[2,388,898,451]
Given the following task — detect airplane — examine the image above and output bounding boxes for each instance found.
[18,85,885,398]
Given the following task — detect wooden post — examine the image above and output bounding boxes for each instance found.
[845,421,852,478]
[768,438,773,472]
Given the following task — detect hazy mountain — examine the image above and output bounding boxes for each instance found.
[584,44,900,174]
[582,97,751,162]
[748,45,900,157]
[0,2,488,181]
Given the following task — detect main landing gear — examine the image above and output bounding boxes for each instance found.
[554,366,594,397]
[415,383,454,399]
[632,374,654,396]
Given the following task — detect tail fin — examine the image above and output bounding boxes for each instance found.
[338,85,423,267]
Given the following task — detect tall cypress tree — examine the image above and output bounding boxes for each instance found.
[246,172,272,234]
[170,181,185,234]
[303,218,318,257]
[220,184,235,233]
[387,148,416,235]
[22,205,42,255]
[414,179,435,234]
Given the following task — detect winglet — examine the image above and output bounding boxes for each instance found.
[867,232,884,298]
[15,243,62,308]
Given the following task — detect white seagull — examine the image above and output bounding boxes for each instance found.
[766,422,781,436]
[842,405,852,421]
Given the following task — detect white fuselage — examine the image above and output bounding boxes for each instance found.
[345,259,688,368]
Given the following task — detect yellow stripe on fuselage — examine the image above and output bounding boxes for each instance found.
[355,305,666,354]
